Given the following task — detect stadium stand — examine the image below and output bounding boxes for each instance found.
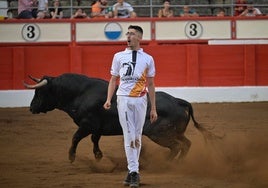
[2,0,268,19]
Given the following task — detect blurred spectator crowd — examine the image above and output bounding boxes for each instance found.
[1,0,267,19]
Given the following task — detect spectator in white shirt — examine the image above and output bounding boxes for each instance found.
[36,0,49,19]
[239,3,262,16]
[113,0,136,18]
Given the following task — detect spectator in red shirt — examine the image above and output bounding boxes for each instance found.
[234,0,247,16]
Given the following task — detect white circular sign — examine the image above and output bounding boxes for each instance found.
[22,24,40,42]
[104,22,122,40]
[185,21,203,39]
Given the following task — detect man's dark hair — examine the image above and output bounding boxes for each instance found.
[128,25,143,35]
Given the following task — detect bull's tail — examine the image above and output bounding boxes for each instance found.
[187,102,202,130]
[185,100,224,141]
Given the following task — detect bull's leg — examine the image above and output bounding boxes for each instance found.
[176,135,191,160]
[167,143,180,160]
[91,134,103,160]
[69,126,91,163]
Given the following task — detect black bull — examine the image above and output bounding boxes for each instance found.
[24,73,215,163]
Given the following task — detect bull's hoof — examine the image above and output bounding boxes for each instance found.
[94,151,103,161]
[69,150,76,163]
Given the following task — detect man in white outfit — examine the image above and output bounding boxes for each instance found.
[103,25,157,187]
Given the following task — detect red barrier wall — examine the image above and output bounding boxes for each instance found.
[1,44,268,89]
[1,17,268,89]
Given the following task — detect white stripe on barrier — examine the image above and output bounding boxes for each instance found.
[156,87,268,103]
[1,87,268,107]
[208,40,268,45]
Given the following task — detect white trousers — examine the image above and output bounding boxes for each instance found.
[117,95,147,173]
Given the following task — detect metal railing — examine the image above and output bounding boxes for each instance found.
[1,0,268,18]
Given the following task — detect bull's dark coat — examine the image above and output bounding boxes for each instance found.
[28,73,209,162]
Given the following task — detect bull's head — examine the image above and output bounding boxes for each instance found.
[24,76,57,114]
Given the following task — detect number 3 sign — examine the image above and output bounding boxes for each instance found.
[185,21,203,39]
[22,24,40,42]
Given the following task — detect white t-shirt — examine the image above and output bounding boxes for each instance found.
[113,2,134,18]
[38,0,48,11]
[111,48,156,97]
[245,8,262,16]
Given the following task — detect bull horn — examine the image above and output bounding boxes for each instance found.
[28,75,41,83]
[23,79,48,89]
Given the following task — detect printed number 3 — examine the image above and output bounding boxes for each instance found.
[189,23,197,37]
[26,25,35,39]
[185,21,202,39]
[22,24,40,42]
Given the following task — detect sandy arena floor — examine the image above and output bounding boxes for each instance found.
[0,102,268,188]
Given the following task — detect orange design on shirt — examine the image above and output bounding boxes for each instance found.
[129,69,147,97]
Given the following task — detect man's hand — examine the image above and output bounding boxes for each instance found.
[103,101,111,110]
[150,109,158,123]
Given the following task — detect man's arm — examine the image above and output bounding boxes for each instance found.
[147,77,157,123]
[113,3,119,18]
[103,75,117,110]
